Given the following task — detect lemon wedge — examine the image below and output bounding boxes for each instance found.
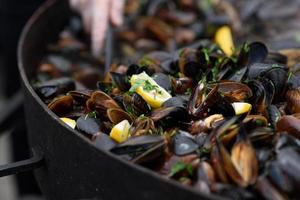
[232,102,252,115]
[60,117,76,129]
[215,26,235,56]
[130,72,172,108]
[110,120,131,143]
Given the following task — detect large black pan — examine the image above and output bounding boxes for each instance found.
[3,0,223,199]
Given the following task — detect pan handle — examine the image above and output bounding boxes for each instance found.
[0,149,44,177]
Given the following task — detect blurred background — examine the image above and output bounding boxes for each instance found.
[0,0,300,199]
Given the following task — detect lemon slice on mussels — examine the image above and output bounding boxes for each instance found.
[215,26,235,56]
[110,120,131,143]
[130,72,172,108]
[232,102,252,115]
[60,117,76,129]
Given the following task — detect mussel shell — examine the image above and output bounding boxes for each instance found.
[162,96,187,108]
[123,93,151,117]
[68,90,92,104]
[179,48,203,77]
[210,81,253,102]
[260,78,275,105]
[107,108,133,124]
[151,106,189,123]
[266,105,281,128]
[35,77,75,100]
[256,176,287,200]
[214,183,256,200]
[248,42,268,65]
[73,67,102,89]
[171,77,194,94]
[76,115,102,140]
[275,134,300,154]
[172,130,199,156]
[110,135,165,163]
[277,147,300,185]
[276,116,300,139]
[263,67,288,102]
[267,162,294,193]
[266,52,287,64]
[110,72,130,91]
[126,64,150,76]
[285,88,300,114]
[249,127,274,145]
[247,63,274,80]
[152,73,172,91]
[48,95,74,117]
[93,133,117,151]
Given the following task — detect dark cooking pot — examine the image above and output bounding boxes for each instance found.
[2,0,223,199]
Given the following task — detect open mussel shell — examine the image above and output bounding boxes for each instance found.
[279,48,300,68]
[231,127,258,186]
[263,67,288,102]
[276,115,300,139]
[73,67,102,89]
[68,90,92,104]
[48,95,74,117]
[171,77,194,94]
[110,135,166,164]
[123,93,151,117]
[129,116,155,136]
[151,106,189,124]
[178,48,203,77]
[209,81,252,102]
[76,115,102,140]
[188,84,235,118]
[248,127,274,145]
[107,108,133,125]
[285,88,300,114]
[172,130,199,156]
[110,72,130,91]
[87,91,121,117]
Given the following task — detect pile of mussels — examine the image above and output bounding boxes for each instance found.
[34,31,300,199]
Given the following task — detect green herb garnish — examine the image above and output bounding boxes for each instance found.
[168,162,194,177]
[129,79,145,94]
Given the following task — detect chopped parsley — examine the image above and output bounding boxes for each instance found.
[168,161,194,177]
[129,78,163,97]
[129,79,145,94]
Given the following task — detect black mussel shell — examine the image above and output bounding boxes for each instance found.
[76,115,102,139]
[172,130,199,156]
[247,63,274,80]
[263,67,288,102]
[126,64,152,76]
[248,42,268,65]
[94,133,117,151]
[35,77,75,100]
[110,72,130,91]
[152,73,172,91]
[110,135,165,162]
[163,96,187,108]
[266,52,287,64]
[266,105,281,128]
